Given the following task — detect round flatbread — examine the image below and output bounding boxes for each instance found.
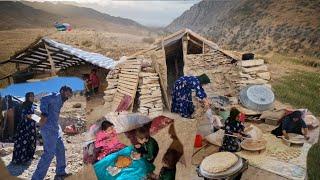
[115,156,132,168]
[200,152,238,173]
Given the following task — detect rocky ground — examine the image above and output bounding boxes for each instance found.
[0,95,87,180]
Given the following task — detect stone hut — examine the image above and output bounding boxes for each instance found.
[103,29,271,115]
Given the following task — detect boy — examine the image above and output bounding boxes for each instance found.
[134,127,159,163]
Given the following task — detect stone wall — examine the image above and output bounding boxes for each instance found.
[184,49,241,100]
[238,59,271,88]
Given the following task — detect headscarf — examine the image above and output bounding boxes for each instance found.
[197,74,210,85]
[22,92,34,109]
[289,111,302,120]
[229,107,241,121]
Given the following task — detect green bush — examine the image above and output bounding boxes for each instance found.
[307,143,320,180]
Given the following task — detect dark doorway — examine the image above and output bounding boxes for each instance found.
[165,40,184,97]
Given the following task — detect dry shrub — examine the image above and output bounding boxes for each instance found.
[142,37,155,44]
[81,40,92,47]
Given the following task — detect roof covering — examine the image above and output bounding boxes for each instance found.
[129,29,239,61]
[1,37,117,71]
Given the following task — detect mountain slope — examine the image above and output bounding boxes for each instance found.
[0,1,149,34]
[0,1,60,30]
[167,0,320,57]
[21,1,144,29]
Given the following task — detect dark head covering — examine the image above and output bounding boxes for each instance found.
[197,74,210,85]
[22,92,34,109]
[60,85,73,94]
[229,107,241,121]
[290,111,302,119]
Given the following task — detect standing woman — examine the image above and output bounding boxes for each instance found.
[171,74,211,118]
[12,92,36,164]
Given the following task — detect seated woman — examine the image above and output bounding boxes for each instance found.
[220,108,248,152]
[95,119,126,161]
[271,111,309,140]
[171,74,211,119]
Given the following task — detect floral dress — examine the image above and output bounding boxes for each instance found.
[220,118,245,152]
[171,76,207,118]
[12,105,36,164]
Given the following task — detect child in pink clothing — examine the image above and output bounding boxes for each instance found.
[95,120,126,160]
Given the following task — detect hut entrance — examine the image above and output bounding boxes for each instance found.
[165,40,184,98]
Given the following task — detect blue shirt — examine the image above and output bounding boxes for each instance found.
[40,93,63,132]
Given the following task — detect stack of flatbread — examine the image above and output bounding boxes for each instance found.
[201,152,238,174]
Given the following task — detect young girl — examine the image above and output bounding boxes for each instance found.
[220,108,248,152]
[95,119,126,161]
[134,127,159,164]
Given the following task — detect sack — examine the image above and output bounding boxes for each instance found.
[206,109,223,130]
[205,129,224,147]
[245,125,263,140]
[106,113,152,133]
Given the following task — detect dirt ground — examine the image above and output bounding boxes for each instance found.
[0,95,87,180]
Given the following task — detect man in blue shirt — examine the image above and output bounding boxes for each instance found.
[32,86,73,180]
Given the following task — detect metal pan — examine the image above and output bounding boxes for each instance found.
[197,154,244,179]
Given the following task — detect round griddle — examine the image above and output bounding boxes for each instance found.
[197,154,244,179]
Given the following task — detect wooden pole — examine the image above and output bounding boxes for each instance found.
[44,43,57,76]
[182,34,188,71]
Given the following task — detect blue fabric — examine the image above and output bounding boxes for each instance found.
[94,146,155,180]
[0,77,84,97]
[32,129,66,180]
[171,76,207,118]
[40,93,63,132]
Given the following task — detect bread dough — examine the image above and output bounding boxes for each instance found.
[201,152,238,173]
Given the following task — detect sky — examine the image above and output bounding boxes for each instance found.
[21,0,200,26]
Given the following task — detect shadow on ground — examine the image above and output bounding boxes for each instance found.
[6,161,32,176]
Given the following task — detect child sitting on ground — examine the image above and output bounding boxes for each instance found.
[95,118,126,161]
[158,149,180,180]
[134,127,159,164]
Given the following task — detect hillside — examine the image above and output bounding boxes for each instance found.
[167,0,320,58]
[0,1,60,30]
[0,1,149,35]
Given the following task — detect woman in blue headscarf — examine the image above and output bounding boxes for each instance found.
[171,74,211,118]
[12,92,37,164]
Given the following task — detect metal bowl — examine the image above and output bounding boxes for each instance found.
[239,85,275,112]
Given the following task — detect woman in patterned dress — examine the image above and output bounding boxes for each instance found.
[220,108,248,152]
[12,92,37,164]
[171,74,211,118]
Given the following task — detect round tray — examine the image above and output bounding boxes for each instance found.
[281,133,305,145]
[198,154,243,179]
[241,139,266,151]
